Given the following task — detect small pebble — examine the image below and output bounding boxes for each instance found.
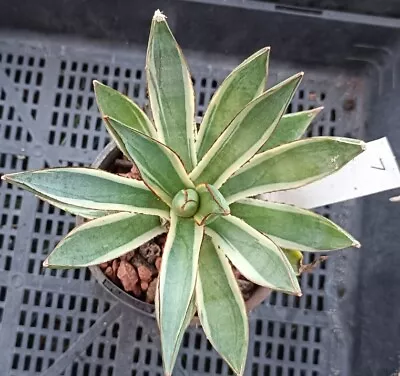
[138,265,152,282]
[155,257,162,272]
[117,260,139,293]
[112,259,119,275]
[139,242,161,263]
[99,262,109,270]
[146,278,158,303]
[104,266,118,284]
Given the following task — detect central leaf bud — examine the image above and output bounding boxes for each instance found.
[171,189,200,217]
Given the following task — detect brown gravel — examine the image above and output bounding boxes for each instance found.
[141,281,149,291]
[117,161,142,180]
[120,249,136,262]
[146,278,158,303]
[99,262,108,270]
[112,259,119,275]
[237,279,255,301]
[117,260,139,294]
[104,266,118,285]
[139,242,161,263]
[137,265,152,283]
[155,257,162,272]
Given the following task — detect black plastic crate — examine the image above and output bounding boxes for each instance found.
[0,1,399,375]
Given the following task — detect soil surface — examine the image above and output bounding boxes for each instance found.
[100,154,256,304]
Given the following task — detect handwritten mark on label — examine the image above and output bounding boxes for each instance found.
[371,158,386,171]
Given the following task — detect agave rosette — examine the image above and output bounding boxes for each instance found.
[2,10,365,376]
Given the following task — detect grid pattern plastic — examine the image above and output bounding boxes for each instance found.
[0,36,364,376]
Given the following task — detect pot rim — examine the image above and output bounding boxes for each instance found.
[84,141,271,317]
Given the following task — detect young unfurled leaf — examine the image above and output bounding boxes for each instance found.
[259,107,323,152]
[206,215,301,295]
[147,10,196,171]
[94,81,157,138]
[2,168,169,217]
[197,236,248,376]
[196,48,270,160]
[104,117,194,205]
[158,213,204,375]
[194,183,230,225]
[44,213,164,267]
[190,72,303,188]
[230,198,360,251]
[221,137,365,203]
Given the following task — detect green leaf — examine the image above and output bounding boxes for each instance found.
[190,72,303,188]
[220,137,365,203]
[196,236,248,376]
[93,81,157,138]
[2,168,169,217]
[104,117,194,206]
[44,213,164,267]
[258,107,323,152]
[230,198,360,251]
[206,215,301,295]
[282,249,303,275]
[146,10,196,171]
[158,212,204,375]
[194,184,230,226]
[156,288,196,374]
[196,48,270,160]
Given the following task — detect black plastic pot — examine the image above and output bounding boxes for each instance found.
[84,141,272,318]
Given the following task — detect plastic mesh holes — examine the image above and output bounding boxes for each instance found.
[0,53,45,143]
[49,61,145,151]
[0,153,28,272]
[12,289,111,374]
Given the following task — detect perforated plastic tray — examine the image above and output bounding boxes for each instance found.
[0,29,369,376]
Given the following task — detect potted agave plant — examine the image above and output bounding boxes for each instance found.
[1,10,365,376]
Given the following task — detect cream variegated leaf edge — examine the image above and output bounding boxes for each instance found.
[221,137,366,203]
[155,283,196,376]
[190,72,303,188]
[94,80,158,139]
[230,198,360,251]
[196,236,248,375]
[44,212,164,267]
[259,107,323,152]
[1,168,170,218]
[196,47,270,160]
[158,212,204,375]
[146,10,197,171]
[40,197,114,219]
[104,117,194,206]
[206,215,301,296]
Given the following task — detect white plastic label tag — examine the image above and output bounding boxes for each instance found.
[260,138,400,209]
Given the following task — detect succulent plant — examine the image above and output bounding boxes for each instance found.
[1,10,365,376]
